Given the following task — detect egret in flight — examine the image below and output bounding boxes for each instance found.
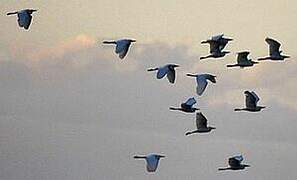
[185,112,215,136]
[200,34,232,60]
[134,154,165,172]
[218,155,250,171]
[186,73,216,96]
[7,9,37,30]
[235,91,265,112]
[258,37,290,61]
[169,97,199,113]
[147,64,179,84]
[103,39,136,59]
[227,51,258,68]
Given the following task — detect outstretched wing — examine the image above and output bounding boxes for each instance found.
[196,75,208,96]
[237,51,250,64]
[157,65,169,79]
[166,68,176,83]
[209,40,220,54]
[196,112,207,129]
[265,38,281,56]
[245,91,258,108]
[17,11,32,29]
[185,97,196,107]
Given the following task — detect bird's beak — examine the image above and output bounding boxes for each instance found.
[226,38,233,41]
[131,39,136,42]
[174,64,180,68]
[158,155,165,158]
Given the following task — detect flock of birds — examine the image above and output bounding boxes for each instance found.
[7,8,290,174]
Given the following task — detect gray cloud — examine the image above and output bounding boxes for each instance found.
[0,34,296,180]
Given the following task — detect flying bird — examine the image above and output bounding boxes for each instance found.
[7,9,37,30]
[258,37,290,61]
[147,64,179,84]
[218,155,250,171]
[186,73,216,96]
[200,34,233,60]
[169,97,199,113]
[134,154,165,172]
[103,39,136,59]
[227,51,259,68]
[185,112,215,136]
[234,91,265,112]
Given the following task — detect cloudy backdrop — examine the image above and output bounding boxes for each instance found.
[0,0,297,180]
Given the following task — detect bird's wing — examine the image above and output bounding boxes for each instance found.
[118,45,130,59]
[196,75,208,96]
[196,112,207,129]
[146,155,159,172]
[265,38,281,56]
[237,51,250,64]
[166,68,176,83]
[157,65,169,79]
[250,91,260,103]
[115,40,130,59]
[185,97,196,106]
[209,41,220,54]
[228,157,241,168]
[211,34,224,41]
[245,91,257,108]
[218,40,228,51]
[17,11,32,29]
[233,155,244,162]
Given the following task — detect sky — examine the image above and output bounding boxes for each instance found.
[0,0,297,180]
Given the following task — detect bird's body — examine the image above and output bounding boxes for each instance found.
[258,38,290,61]
[103,39,136,59]
[7,9,37,30]
[200,34,232,60]
[235,91,265,112]
[218,155,250,171]
[134,154,165,172]
[186,73,216,96]
[170,97,199,113]
[147,64,179,84]
[185,112,215,136]
[227,51,258,68]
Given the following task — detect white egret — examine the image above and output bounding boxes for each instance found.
[218,155,250,171]
[258,37,290,61]
[134,154,165,172]
[186,73,216,96]
[7,9,37,30]
[169,97,199,113]
[234,91,265,112]
[200,34,232,60]
[185,112,215,136]
[103,39,136,59]
[227,51,258,68]
[147,64,179,84]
